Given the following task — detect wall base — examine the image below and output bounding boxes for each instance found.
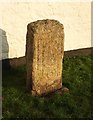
[2,47,93,69]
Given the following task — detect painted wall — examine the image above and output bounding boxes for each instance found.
[0,2,91,60]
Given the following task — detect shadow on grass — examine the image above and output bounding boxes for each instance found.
[2,65,26,93]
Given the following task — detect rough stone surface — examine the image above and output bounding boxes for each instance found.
[26,19,64,96]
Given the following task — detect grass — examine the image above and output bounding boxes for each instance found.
[2,55,92,119]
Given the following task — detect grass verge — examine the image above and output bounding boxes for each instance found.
[2,55,92,119]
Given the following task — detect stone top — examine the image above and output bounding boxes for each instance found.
[27,19,64,33]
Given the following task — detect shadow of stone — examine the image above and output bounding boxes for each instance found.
[0,28,10,70]
[2,65,26,92]
[91,2,93,54]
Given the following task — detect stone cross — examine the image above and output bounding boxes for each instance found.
[26,19,64,96]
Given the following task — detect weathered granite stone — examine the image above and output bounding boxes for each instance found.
[26,19,64,96]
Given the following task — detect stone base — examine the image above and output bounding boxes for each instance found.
[31,79,62,96]
[40,86,69,97]
[31,85,69,97]
[57,86,69,94]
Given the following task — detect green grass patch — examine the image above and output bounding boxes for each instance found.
[2,55,92,119]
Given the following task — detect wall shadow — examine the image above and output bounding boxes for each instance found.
[1,28,26,92]
[91,2,93,54]
[0,28,11,69]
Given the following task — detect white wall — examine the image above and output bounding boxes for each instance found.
[0,2,91,60]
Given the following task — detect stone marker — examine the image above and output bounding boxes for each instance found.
[26,19,64,96]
